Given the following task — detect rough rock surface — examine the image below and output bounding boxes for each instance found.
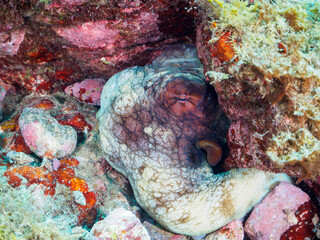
[143,220,188,240]
[244,182,317,240]
[19,107,77,159]
[89,208,151,240]
[205,220,244,240]
[196,0,320,182]
[0,0,197,93]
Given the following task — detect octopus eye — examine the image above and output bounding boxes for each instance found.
[177,95,188,101]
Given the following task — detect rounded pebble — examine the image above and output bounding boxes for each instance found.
[90,208,150,240]
[19,107,77,159]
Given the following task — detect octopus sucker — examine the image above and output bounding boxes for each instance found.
[98,44,291,236]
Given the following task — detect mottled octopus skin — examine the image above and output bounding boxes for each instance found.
[98,45,291,236]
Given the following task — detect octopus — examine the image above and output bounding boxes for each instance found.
[97,44,291,236]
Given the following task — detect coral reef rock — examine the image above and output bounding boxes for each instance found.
[196,0,320,181]
[244,182,318,240]
[19,107,77,159]
[89,208,150,240]
[0,0,197,93]
[98,44,290,236]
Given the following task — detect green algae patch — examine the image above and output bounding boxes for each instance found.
[206,0,320,85]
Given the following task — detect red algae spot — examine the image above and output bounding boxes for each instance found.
[55,113,92,134]
[27,46,55,63]
[54,68,74,82]
[9,131,33,154]
[29,99,55,111]
[280,201,317,240]
[278,42,287,54]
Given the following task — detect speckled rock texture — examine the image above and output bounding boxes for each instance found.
[245,182,318,240]
[19,107,77,159]
[89,208,151,240]
[205,220,244,240]
[0,0,197,93]
[98,44,290,236]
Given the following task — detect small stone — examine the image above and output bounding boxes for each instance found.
[5,150,37,165]
[90,208,150,240]
[52,158,61,171]
[19,107,77,159]
[64,78,106,105]
[73,190,86,206]
[244,182,316,240]
[205,220,244,240]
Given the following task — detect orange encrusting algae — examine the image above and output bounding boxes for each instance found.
[30,99,56,111]
[210,31,237,63]
[3,157,97,226]
[55,113,93,133]
[0,115,20,132]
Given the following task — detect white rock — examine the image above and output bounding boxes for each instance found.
[90,208,150,240]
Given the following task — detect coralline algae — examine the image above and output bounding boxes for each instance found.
[98,44,291,236]
[64,78,106,105]
[245,182,318,240]
[19,107,77,159]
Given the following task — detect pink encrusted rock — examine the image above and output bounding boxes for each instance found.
[206,220,244,240]
[47,0,88,7]
[55,21,120,49]
[90,208,151,240]
[0,85,6,119]
[244,182,311,240]
[19,107,77,159]
[64,78,106,105]
[0,29,25,56]
[54,11,160,49]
